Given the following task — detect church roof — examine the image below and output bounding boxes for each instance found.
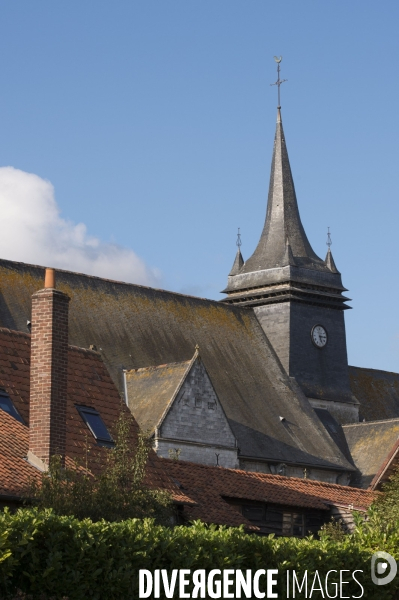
[125,358,192,435]
[223,109,346,296]
[241,108,326,274]
[349,366,399,422]
[0,258,354,472]
[325,248,339,274]
[228,248,244,276]
[343,419,399,489]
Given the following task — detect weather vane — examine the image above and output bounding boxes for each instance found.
[270,56,287,108]
[326,227,332,249]
[236,228,242,248]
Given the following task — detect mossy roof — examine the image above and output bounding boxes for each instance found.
[0,258,354,471]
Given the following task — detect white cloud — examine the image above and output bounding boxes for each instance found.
[0,166,160,285]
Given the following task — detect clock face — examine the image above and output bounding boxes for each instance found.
[311,325,328,348]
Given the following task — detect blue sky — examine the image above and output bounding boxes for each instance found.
[0,1,398,372]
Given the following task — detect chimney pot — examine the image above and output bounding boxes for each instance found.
[44,268,56,289]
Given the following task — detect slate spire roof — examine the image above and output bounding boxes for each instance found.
[228,247,244,276]
[325,247,339,273]
[222,107,349,306]
[240,108,327,274]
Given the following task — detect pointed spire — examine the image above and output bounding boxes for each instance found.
[325,228,339,273]
[240,107,325,274]
[325,248,339,273]
[229,228,244,276]
[229,248,244,276]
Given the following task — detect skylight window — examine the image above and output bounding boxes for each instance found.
[76,406,114,446]
[0,392,24,423]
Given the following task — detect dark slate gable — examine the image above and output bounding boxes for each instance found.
[0,258,354,473]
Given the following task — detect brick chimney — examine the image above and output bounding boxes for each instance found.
[28,268,70,470]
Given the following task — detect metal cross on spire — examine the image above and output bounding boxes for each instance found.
[236,227,242,248]
[270,56,287,108]
[326,227,332,249]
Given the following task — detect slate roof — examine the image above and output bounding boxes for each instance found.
[228,248,244,276]
[342,419,399,488]
[369,437,399,491]
[223,109,345,296]
[125,359,191,435]
[160,459,376,528]
[343,419,399,489]
[0,258,354,473]
[314,409,354,467]
[349,366,399,421]
[221,109,349,312]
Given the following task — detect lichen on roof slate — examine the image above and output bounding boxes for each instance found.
[349,366,399,422]
[126,359,191,434]
[343,419,399,488]
[0,258,354,471]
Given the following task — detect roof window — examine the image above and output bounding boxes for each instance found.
[76,406,114,447]
[0,392,24,423]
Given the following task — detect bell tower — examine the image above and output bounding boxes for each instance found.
[222,66,358,424]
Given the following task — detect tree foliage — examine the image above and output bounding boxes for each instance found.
[26,412,172,524]
[373,466,399,526]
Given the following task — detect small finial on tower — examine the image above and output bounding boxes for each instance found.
[271,56,287,108]
[236,227,242,248]
[326,227,332,249]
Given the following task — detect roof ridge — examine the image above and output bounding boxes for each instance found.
[126,359,192,373]
[343,418,399,427]
[349,365,399,377]
[0,327,30,339]
[0,258,236,306]
[160,457,374,493]
[68,344,102,356]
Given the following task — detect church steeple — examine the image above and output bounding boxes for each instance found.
[241,107,325,274]
[221,66,349,310]
[221,61,357,423]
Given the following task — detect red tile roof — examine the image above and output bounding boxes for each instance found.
[0,326,376,529]
[159,459,377,529]
[0,327,182,500]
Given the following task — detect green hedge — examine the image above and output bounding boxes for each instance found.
[0,508,398,599]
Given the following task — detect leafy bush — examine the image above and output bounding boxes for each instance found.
[0,509,398,599]
[373,467,399,525]
[25,413,172,525]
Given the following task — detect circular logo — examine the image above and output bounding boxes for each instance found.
[371,551,397,586]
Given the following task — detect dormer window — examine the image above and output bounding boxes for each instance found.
[0,392,24,423]
[76,406,114,447]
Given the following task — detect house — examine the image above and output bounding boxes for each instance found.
[0,267,376,536]
[0,268,184,508]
